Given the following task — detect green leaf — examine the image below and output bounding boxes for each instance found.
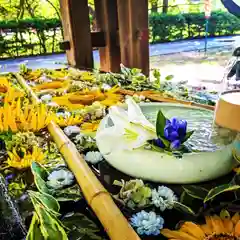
[204,184,240,203]
[173,201,196,216]
[26,213,44,240]
[158,135,170,148]
[36,205,68,240]
[131,68,142,75]
[165,75,174,81]
[183,130,194,142]
[183,185,208,200]
[113,180,123,187]
[68,230,103,240]
[31,162,49,181]
[131,186,151,204]
[34,174,51,195]
[54,185,82,202]
[62,212,99,232]
[153,69,161,78]
[28,191,60,214]
[156,110,168,138]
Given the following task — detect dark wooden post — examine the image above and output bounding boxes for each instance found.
[94,0,120,72]
[59,0,93,69]
[117,0,149,75]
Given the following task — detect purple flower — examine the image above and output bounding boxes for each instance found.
[154,139,165,148]
[5,174,14,184]
[170,140,181,149]
[164,118,187,150]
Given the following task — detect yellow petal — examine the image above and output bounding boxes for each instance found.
[210,215,225,234]
[180,222,205,239]
[161,229,199,240]
[205,216,213,232]
[200,224,213,235]
[232,213,240,225]
[223,219,234,233]
[234,220,240,237]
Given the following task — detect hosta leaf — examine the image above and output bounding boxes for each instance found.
[34,174,51,195]
[54,184,82,202]
[26,213,44,240]
[156,110,168,138]
[183,185,208,200]
[204,184,240,203]
[28,190,60,214]
[183,130,194,142]
[31,162,49,180]
[173,201,196,216]
[36,205,68,240]
[62,212,99,232]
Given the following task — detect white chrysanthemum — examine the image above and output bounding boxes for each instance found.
[84,151,103,164]
[64,126,81,136]
[40,94,52,103]
[130,210,164,236]
[47,169,74,189]
[151,186,178,211]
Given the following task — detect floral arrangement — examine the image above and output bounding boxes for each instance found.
[104,97,193,155]
[0,67,237,240]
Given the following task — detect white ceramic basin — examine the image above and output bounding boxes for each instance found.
[96,103,236,184]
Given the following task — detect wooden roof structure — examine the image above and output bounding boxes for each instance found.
[60,0,149,75]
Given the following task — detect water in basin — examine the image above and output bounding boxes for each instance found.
[140,103,223,152]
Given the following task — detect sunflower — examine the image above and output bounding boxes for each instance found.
[7,146,46,169]
[161,212,240,240]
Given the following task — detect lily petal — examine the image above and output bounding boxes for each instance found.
[126,98,155,131]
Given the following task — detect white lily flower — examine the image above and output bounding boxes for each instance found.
[106,98,156,150]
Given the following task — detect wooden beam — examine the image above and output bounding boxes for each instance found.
[60,32,106,51]
[94,0,120,72]
[117,0,149,75]
[60,0,93,69]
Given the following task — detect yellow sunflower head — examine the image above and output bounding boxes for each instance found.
[161,212,240,240]
[7,146,46,169]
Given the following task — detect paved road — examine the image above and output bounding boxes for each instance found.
[0,35,238,73]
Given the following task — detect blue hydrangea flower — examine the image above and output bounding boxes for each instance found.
[47,169,75,189]
[130,210,164,236]
[151,186,178,211]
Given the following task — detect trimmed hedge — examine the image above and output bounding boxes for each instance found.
[0,18,61,30]
[0,11,240,58]
[149,11,240,43]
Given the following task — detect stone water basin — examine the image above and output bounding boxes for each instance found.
[96,103,237,184]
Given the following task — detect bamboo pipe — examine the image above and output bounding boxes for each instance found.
[118,89,215,111]
[48,122,140,240]
[14,73,41,105]
[16,74,141,240]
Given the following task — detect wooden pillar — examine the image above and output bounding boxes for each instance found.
[117,0,149,75]
[94,0,120,72]
[60,0,93,69]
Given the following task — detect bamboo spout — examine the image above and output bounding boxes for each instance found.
[14,73,41,105]
[48,122,140,240]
